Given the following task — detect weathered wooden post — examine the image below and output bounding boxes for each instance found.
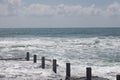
[117,75,120,80]
[66,63,71,80]
[26,52,30,61]
[33,55,37,63]
[53,59,57,73]
[86,67,92,80]
[42,57,45,69]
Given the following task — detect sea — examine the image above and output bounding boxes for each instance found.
[0,28,120,80]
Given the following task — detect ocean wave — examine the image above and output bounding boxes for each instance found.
[0,37,120,79]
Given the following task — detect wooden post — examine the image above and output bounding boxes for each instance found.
[33,55,37,63]
[53,59,57,73]
[86,67,92,80]
[66,63,71,80]
[26,52,30,61]
[42,57,45,69]
[117,75,120,80]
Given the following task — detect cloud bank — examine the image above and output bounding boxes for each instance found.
[0,0,120,17]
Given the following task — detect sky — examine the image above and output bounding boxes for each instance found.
[0,0,120,28]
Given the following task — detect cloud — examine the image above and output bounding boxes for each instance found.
[0,3,9,16]
[2,0,21,6]
[0,0,120,17]
[24,4,55,16]
[0,0,22,16]
[16,4,103,17]
[106,2,120,16]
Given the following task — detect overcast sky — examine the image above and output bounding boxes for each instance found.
[0,0,120,28]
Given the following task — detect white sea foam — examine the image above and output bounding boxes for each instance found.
[0,37,120,80]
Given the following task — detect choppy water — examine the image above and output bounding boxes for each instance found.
[0,28,120,80]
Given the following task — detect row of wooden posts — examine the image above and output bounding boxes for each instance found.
[26,52,120,80]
